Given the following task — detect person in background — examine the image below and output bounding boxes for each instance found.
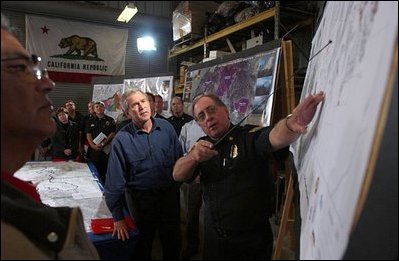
[1,13,99,259]
[32,105,55,161]
[51,107,80,161]
[36,137,52,161]
[65,99,84,157]
[173,92,325,260]
[115,106,128,126]
[147,92,166,119]
[168,96,193,136]
[115,111,130,134]
[86,101,115,184]
[65,99,83,125]
[178,119,206,260]
[115,95,131,134]
[104,89,182,260]
[154,94,172,118]
[80,101,96,160]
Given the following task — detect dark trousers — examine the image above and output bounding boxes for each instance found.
[203,219,273,260]
[88,149,108,184]
[125,185,181,260]
[184,182,203,253]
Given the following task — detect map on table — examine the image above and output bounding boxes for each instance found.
[14,161,112,232]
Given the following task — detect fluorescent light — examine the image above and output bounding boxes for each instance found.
[117,3,138,23]
[137,36,156,53]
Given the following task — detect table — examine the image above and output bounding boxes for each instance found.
[14,161,139,260]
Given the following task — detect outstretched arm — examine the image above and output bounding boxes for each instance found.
[269,91,325,150]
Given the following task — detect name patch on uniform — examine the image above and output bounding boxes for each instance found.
[249,126,263,133]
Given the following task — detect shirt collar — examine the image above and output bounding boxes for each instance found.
[131,117,161,134]
[1,171,41,202]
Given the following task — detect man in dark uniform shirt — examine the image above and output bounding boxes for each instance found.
[168,96,193,136]
[173,93,325,260]
[80,101,96,158]
[86,101,116,184]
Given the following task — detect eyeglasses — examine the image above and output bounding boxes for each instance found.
[196,105,218,123]
[1,54,48,80]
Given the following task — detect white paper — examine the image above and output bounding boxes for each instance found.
[93,132,107,145]
[290,2,398,259]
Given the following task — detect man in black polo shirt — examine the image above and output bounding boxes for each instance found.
[86,101,116,184]
[80,100,96,160]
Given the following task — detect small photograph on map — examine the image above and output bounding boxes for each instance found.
[252,95,268,114]
[257,55,276,78]
[183,82,192,102]
[255,76,272,96]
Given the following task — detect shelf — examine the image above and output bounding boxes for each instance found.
[168,7,276,58]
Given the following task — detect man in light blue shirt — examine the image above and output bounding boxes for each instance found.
[178,119,205,259]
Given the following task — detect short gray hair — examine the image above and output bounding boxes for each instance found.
[121,88,147,111]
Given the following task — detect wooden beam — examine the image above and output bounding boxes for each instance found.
[273,174,294,260]
[169,8,276,58]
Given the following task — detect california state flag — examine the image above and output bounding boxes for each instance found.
[26,15,128,83]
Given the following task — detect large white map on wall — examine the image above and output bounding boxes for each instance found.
[92,83,125,121]
[290,2,397,259]
[14,161,112,232]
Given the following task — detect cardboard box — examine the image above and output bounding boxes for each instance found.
[202,57,216,63]
[209,50,230,58]
[173,1,219,42]
[246,35,264,49]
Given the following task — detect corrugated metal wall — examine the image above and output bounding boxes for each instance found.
[81,1,179,18]
[2,2,175,114]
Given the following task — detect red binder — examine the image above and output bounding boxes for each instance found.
[91,216,136,234]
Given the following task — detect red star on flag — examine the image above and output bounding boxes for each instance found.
[41,26,50,34]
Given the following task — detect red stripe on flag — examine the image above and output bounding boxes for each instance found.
[48,71,111,84]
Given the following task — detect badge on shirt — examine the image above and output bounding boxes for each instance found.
[230,144,238,159]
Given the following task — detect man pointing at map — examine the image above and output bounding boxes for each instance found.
[173,92,324,259]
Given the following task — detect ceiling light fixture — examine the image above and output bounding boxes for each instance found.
[117,2,138,23]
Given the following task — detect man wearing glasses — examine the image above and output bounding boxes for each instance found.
[1,14,99,259]
[173,93,324,259]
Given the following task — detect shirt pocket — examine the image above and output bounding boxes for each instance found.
[159,148,176,169]
[127,152,147,176]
